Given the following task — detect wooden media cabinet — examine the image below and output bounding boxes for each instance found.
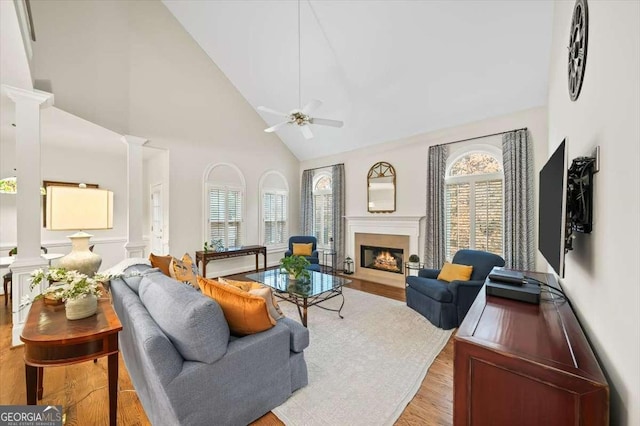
[454,271,609,425]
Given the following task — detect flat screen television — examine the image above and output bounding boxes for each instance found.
[539,140,571,277]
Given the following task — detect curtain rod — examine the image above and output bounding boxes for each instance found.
[303,163,344,172]
[434,127,528,147]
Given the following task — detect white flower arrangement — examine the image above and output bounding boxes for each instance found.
[29,267,102,302]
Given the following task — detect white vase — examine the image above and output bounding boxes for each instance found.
[65,294,98,320]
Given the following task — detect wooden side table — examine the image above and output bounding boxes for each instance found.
[20,297,123,426]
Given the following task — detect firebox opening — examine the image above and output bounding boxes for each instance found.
[360,245,404,274]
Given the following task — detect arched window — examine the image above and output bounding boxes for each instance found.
[313,173,333,248]
[204,164,245,249]
[260,171,289,248]
[445,148,503,259]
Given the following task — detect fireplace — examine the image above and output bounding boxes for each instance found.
[349,218,423,288]
[360,245,404,274]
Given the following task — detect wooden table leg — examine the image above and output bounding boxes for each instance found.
[302,298,308,328]
[255,253,258,271]
[108,353,118,426]
[25,364,38,405]
[37,367,44,400]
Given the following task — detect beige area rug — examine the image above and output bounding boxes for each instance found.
[273,287,453,426]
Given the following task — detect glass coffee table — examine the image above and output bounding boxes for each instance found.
[246,269,351,327]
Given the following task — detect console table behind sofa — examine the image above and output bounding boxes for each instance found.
[196,245,267,277]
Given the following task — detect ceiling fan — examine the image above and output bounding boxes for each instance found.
[257,100,343,140]
[257,0,343,140]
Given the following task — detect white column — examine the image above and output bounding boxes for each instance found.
[121,135,147,258]
[2,85,54,346]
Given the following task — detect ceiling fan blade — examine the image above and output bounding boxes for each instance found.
[301,99,322,115]
[310,117,344,128]
[257,106,289,118]
[264,121,290,133]
[300,125,314,139]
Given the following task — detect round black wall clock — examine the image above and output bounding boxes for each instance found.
[568,0,589,101]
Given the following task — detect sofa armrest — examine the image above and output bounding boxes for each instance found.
[448,279,485,299]
[284,250,293,257]
[311,250,319,259]
[418,268,440,279]
[448,279,485,323]
[277,317,309,352]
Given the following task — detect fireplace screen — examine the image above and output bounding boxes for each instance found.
[360,245,404,274]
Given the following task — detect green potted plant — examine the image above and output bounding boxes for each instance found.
[408,254,420,267]
[280,255,311,282]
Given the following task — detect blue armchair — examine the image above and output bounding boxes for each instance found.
[284,236,320,265]
[405,249,505,329]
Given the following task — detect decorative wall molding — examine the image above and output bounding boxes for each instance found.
[345,216,424,257]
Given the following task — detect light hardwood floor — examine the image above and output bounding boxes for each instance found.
[0,275,454,425]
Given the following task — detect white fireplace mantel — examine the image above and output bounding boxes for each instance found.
[345,216,424,258]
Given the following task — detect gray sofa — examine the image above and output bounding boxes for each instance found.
[110,264,309,426]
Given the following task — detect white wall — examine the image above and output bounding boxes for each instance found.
[30,1,301,275]
[300,106,548,267]
[547,2,640,424]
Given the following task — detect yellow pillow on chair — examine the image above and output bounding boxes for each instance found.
[437,262,473,282]
[292,243,313,256]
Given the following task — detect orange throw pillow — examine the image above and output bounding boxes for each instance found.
[149,253,172,276]
[198,277,275,336]
[437,262,474,282]
[292,243,313,256]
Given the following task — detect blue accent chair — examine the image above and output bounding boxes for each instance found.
[405,249,505,329]
[306,264,321,272]
[285,236,320,265]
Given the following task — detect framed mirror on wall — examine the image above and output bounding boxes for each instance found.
[367,162,396,213]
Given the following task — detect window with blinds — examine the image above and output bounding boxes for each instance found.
[313,174,333,248]
[445,151,503,258]
[208,186,243,248]
[263,192,288,246]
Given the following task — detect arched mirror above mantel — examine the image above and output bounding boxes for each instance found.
[367,162,396,213]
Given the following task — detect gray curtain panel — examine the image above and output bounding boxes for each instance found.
[331,164,346,267]
[300,169,314,235]
[502,129,535,270]
[425,144,448,268]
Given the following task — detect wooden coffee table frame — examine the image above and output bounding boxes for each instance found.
[20,297,122,426]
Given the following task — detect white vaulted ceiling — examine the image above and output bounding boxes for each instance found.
[163,1,553,160]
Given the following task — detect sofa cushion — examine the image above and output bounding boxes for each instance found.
[198,276,276,336]
[149,253,172,276]
[122,265,162,294]
[437,262,473,282]
[406,276,453,303]
[169,253,199,289]
[139,273,229,364]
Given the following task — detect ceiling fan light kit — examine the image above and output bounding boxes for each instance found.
[257,0,343,139]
